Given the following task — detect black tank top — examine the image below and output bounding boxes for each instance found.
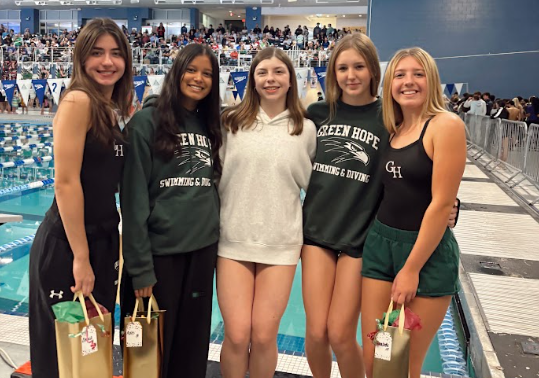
[46,126,126,238]
[377,118,433,231]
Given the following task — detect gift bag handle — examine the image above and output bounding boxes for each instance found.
[73,291,105,325]
[383,300,406,335]
[131,295,160,324]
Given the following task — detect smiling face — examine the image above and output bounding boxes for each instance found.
[180,54,213,111]
[335,48,373,105]
[391,56,428,109]
[84,33,125,96]
[254,56,291,108]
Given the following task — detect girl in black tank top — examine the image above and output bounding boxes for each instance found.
[377,118,434,231]
[360,48,467,378]
[28,19,133,378]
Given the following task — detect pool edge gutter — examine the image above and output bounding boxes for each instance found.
[458,263,505,378]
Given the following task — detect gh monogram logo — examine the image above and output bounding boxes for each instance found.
[386,161,403,179]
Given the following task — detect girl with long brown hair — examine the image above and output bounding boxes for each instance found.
[121,43,222,378]
[28,18,132,378]
[217,47,317,378]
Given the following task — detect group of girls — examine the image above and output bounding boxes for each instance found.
[28,17,465,378]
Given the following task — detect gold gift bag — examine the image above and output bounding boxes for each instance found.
[373,300,411,378]
[123,295,165,378]
[55,292,113,378]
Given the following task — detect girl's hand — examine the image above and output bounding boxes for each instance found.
[392,267,419,305]
[135,285,153,298]
[71,257,95,297]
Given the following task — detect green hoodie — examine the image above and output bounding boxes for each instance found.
[121,96,220,290]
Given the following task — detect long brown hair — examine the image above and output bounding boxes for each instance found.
[221,47,307,135]
[63,18,133,145]
[153,44,222,174]
[325,33,381,122]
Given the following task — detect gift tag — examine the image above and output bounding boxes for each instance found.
[126,321,143,348]
[81,325,98,356]
[374,331,392,361]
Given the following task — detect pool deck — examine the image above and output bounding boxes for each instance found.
[1,135,539,377]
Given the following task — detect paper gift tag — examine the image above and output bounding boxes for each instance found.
[374,331,392,361]
[81,325,98,356]
[126,321,143,348]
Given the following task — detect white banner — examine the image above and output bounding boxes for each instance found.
[441,84,446,94]
[379,62,389,87]
[16,79,32,106]
[63,78,71,89]
[148,75,165,95]
[219,72,230,102]
[455,83,464,95]
[295,68,309,99]
[47,79,64,105]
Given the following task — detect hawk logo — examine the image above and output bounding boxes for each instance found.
[3,84,14,90]
[175,147,212,174]
[317,72,326,78]
[34,84,44,90]
[321,137,370,166]
[134,80,145,87]
[233,76,247,83]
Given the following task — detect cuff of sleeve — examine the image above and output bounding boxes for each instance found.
[132,270,157,291]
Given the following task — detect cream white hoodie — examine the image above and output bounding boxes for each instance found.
[218,107,317,265]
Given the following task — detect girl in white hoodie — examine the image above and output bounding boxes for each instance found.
[217,47,317,378]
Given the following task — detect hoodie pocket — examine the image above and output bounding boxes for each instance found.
[148,193,219,253]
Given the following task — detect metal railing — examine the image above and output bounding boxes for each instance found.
[1,45,331,69]
[465,113,539,206]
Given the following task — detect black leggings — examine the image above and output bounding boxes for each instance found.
[28,217,119,378]
[121,243,217,378]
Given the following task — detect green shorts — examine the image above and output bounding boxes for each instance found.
[361,219,460,297]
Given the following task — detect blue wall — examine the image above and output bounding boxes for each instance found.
[80,7,151,31]
[190,8,199,29]
[369,0,539,98]
[246,7,262,32]
[20,9,39,34]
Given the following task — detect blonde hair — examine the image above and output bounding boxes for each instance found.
[382,47,447,134]
[221,47,306,135]
[325,33,381,122]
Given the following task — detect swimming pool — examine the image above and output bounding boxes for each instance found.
[0,121,472,376]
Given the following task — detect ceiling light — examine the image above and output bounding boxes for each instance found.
[131,0,139,3]
[342,15,345,17]
[14,0,22,4]
[359,14,363,17]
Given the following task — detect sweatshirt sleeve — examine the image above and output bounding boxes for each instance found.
[120,118,157,290]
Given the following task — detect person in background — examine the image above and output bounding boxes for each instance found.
[464,91,487,116]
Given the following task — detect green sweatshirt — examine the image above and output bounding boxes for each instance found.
[121,96,220,290]
[302,99,389,256]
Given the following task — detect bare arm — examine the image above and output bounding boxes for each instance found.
[53,90,93,296]
[392,113,467,304]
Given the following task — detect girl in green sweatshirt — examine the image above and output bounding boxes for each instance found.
[121,44,222,378]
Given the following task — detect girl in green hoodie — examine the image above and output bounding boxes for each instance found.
[121,43,222,378]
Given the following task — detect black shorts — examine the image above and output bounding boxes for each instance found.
[303,238,362,258]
